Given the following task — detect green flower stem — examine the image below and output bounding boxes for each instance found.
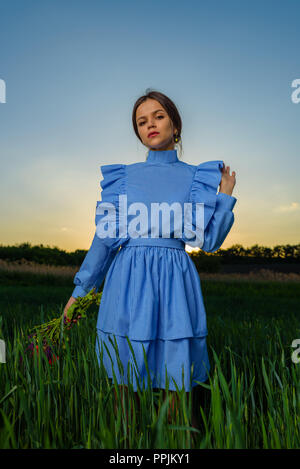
[27,288,102,349]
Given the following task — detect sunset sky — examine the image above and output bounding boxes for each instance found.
[0,0,299,253]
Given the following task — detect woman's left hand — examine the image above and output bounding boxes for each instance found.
[219,163,236,196]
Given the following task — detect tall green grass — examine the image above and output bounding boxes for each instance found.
[0,281,300,448]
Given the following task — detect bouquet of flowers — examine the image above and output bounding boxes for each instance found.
[23,288,102,365]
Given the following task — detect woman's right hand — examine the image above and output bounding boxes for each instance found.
[63,296,78,321]
[219,163,236,196]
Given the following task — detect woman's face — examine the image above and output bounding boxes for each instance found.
[136,98,177,150]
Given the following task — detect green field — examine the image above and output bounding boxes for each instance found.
[0,279,300,449]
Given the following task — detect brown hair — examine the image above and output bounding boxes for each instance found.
[132,89,183,159]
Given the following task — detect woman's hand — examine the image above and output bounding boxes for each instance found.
[219,163,236,196]
[63,296,77,321]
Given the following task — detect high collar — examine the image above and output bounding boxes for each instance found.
[146,148,178,164]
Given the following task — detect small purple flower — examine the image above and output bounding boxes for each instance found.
[45,346,53,361]
[27,342,34,352]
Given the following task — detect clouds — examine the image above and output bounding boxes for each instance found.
[273,202,300,213]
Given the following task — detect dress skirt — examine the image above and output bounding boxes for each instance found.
[95,329,210,391]
[94,242,211,392]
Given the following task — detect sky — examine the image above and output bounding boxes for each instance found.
[0,0,299,252]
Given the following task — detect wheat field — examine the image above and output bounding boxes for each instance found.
[0,261,300,448]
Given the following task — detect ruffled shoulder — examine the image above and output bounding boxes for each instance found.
[95,164,128,250]
[99,163,127,204]
[190,160,223,199]
[187,160,224,236]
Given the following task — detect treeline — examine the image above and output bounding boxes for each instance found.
[189,243,300,273]
[0,242,299,267]
[0,242,86,266]
[214,244,300,261]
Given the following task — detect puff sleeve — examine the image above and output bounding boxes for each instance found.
[182,160,237,253]
[71,164,127,299]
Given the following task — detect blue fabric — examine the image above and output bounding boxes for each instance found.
[95,330,210,391]
[72,149,237,391]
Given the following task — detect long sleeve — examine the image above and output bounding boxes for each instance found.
[72,233,119,298]
[72,162,127,299]
[201,191,237,253]
[182,160,237,252]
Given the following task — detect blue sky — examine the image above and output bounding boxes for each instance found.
[0,0,299,251]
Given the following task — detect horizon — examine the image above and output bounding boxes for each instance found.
[0,239,298,255]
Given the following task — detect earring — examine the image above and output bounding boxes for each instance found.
[174,133,180,143]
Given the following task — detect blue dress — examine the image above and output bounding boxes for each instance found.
[72,149,237,392]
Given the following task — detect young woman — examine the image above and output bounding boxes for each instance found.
[63,90,237,429]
